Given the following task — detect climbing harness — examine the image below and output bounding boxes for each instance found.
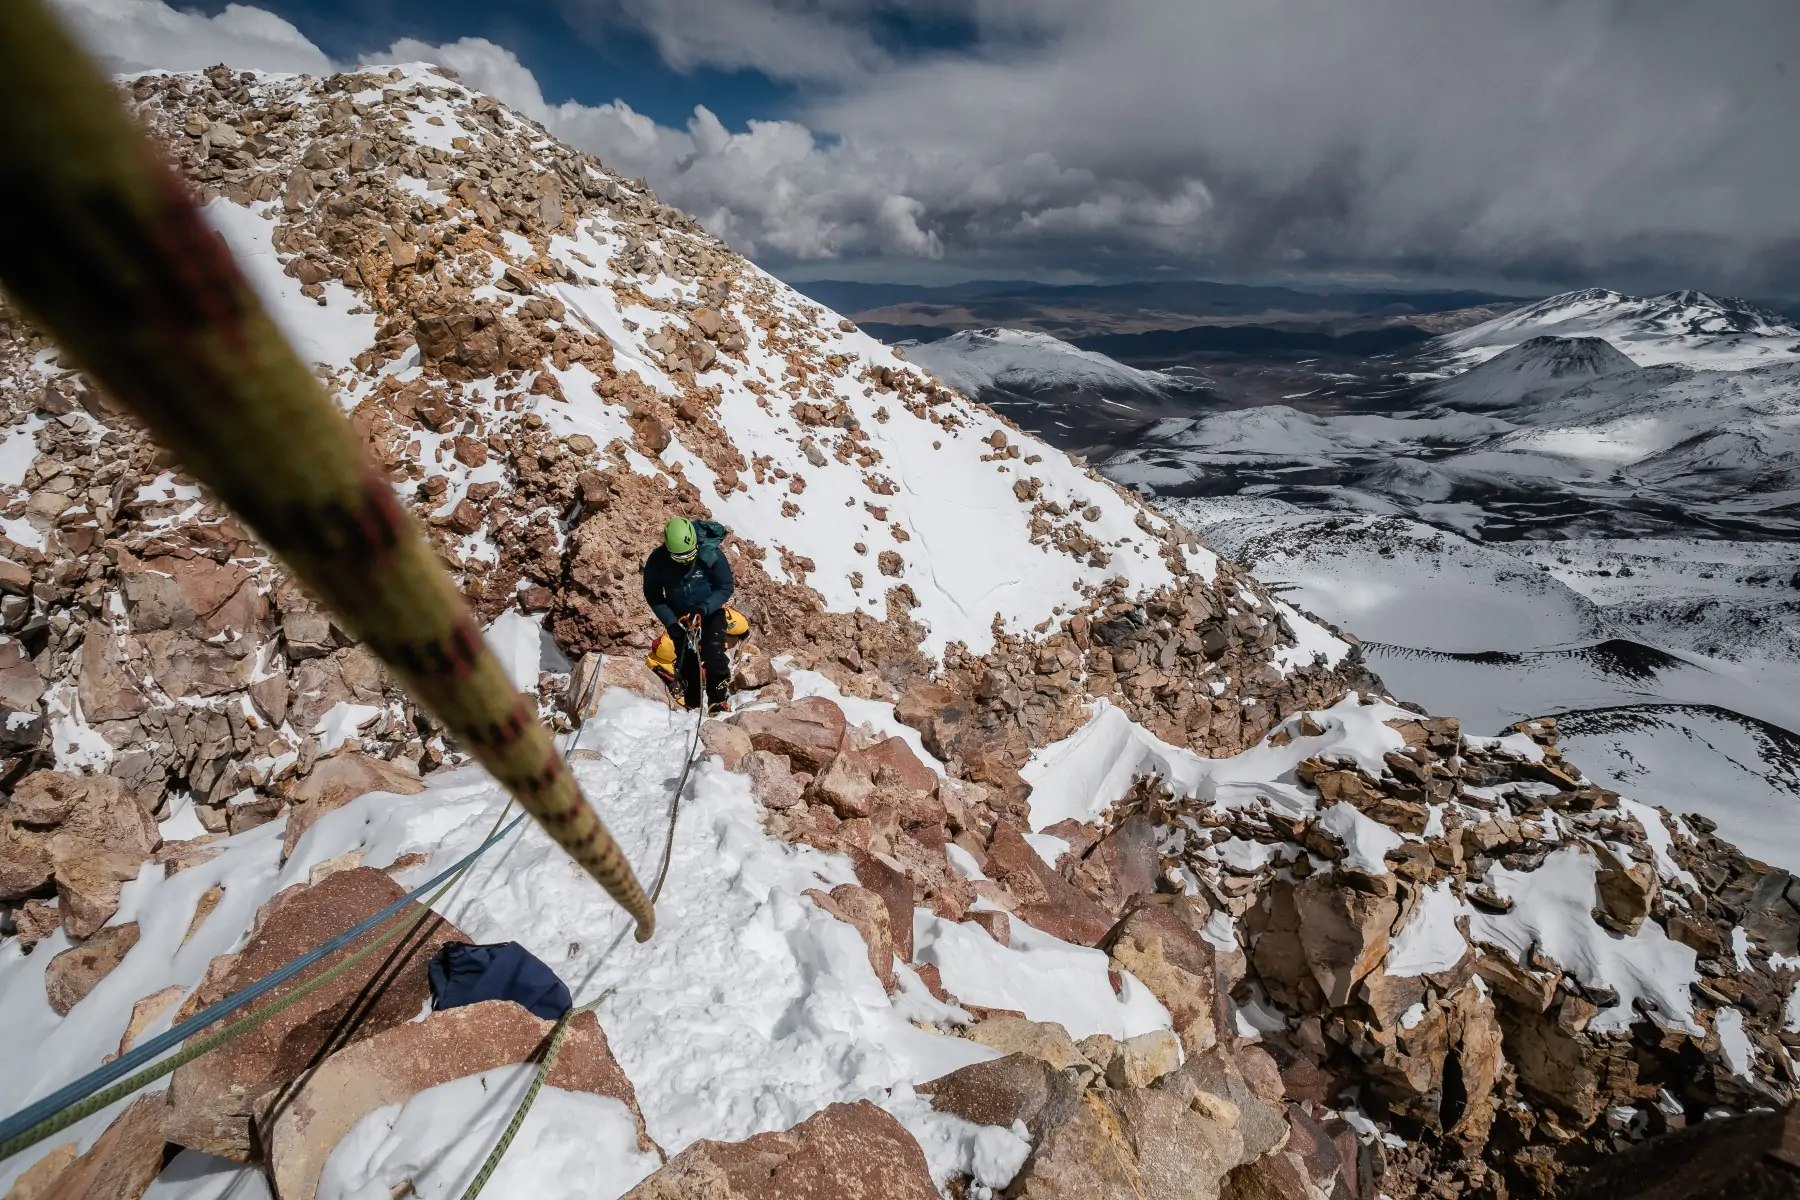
[0,809,528,1164]
[0,0,653,941]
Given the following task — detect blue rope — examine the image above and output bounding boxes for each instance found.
[0,811,527,1149]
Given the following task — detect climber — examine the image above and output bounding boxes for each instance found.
[645,606,751,706]
[641,516,734,714]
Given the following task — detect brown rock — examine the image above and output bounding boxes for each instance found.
[77,633,149,724]
[1295,873,1400,1007]
[1107,1029,1182,1089]
[265,1000,656,1200]
[806,883,895,991]
[918,1053,1086,1141]
[894,682,969,765]
[164,868,470,1160]
[621,1100,937,1200]
[49,842,146,940]
[1592,844,1659,935]
[281,754,426,859]
[699,722,753,771]
[115,985,186,1058]
[5,1143,79,1200]
[1108,1082,1250,1200]
[849,849,916,964]
[1104,904,1218,1053]
[985,822,1115,946]
[37,1094,165,1200]
[1220,1150,1324,1200]
[742,750,803,810]
[732,698,848,772]
[1072,814,1160,915]
[963,1015,1084,1069]
[45,923,140,1015]
[1006,1092,1144,1199]
[809,735,936,820]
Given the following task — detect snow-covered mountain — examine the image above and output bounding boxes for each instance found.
[899,328,1185,399]
[1,64,1794,1200]
[1132,285,1800,887]
[895,327,1209,458]
[1440,287,1800,370]
[1430,334,1636,410]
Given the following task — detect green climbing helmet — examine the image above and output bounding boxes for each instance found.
[664,517,698,562]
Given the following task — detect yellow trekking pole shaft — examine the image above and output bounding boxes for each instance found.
[0,0,655,940]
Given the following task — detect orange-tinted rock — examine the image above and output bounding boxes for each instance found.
[732,698,847,772]
[621,1100,937,1200]
[264,999,656,1200]
[44,923,140,1015]
[163,868,470,1161]
[36,1095,166,1200]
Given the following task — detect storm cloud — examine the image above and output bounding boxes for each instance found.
[54,0,1800,292]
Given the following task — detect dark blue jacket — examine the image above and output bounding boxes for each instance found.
[642,544,733,635]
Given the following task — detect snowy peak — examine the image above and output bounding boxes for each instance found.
[900,327,1184,398]
[1442,287,1800,371]
[1430,334,1638,411]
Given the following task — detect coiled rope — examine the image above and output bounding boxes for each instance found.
[0,0,654,938]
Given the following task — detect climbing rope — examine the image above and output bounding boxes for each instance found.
[650,626,709,903]
[0,0,654,940]
[457,638,710,1194]
[0,808,527,1165]
[457,989,615,1200]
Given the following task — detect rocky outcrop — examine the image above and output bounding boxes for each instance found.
[162,867,470,1161]
[264,999,655,1200]
[0,772,160,940]
[621,1100,938,1199]
[43,922,139,1015]
[27,1095,166,1200]
[278,752,425,859]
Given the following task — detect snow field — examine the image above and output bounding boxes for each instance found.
[6,682,1183,1197]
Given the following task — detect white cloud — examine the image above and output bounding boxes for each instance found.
[379,37,549,121]
[54,0,332,75]
[51,0,1800,290]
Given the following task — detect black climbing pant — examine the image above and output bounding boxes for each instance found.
[676,608,730,710]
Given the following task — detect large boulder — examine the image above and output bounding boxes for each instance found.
[731,698,848,772]
[917,1053,1088,1141]
[1103,904,1220,1054]
[984,821,1115,947]
[1,772,161,937]
[32,1094,166,1200]
[264,999,656,1200]
[44,923,140,1015]
[163,868,470,1161]
[1294,873,1399,1008]
[280,753,425,859]
[621,1100,938,1199]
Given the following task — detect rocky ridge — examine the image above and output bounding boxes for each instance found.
[0,62,1362,949]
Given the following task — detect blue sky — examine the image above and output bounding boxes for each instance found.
[63,0,1800,297]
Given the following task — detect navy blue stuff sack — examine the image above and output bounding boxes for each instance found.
[428,941,573,1021]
